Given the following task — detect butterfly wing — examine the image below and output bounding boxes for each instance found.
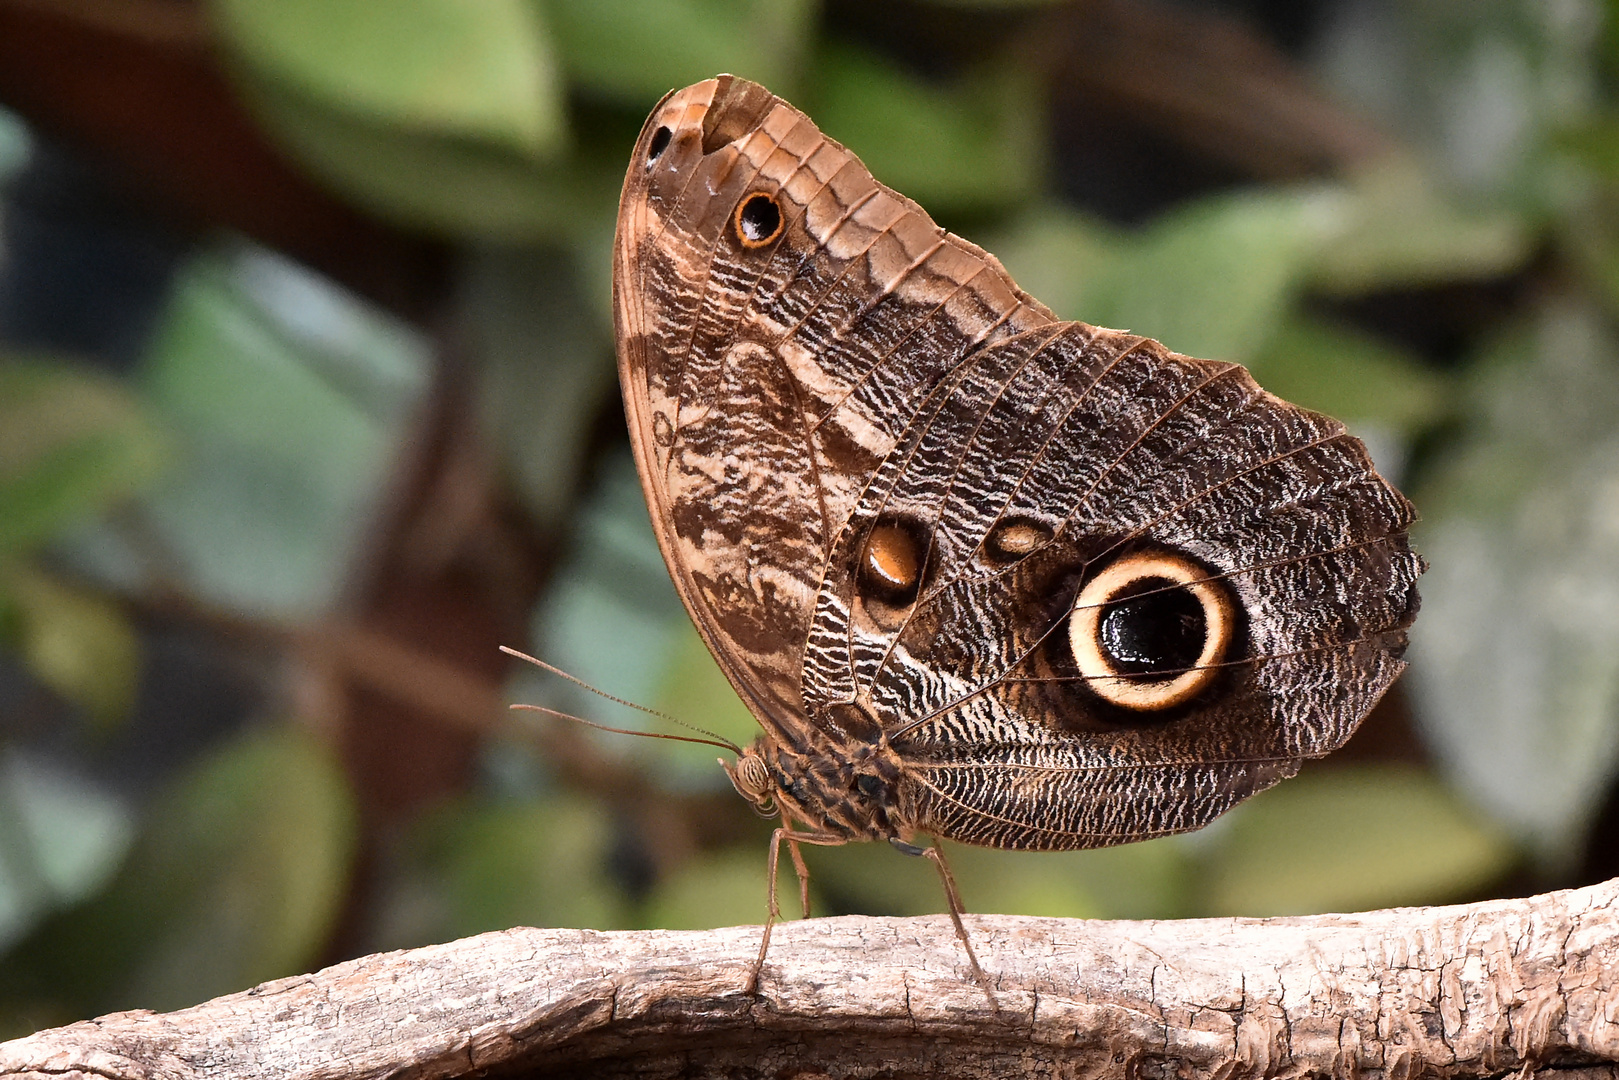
[614,76,1053,740]
[803,321,1421,849]
[614,77,1421,849]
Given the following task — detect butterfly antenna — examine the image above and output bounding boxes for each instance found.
[499,645,743,755]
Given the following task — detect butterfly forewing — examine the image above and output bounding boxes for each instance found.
[614,75,1422,853]
[616,76,1054,746]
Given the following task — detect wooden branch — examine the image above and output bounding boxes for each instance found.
[3,880,1616,1080]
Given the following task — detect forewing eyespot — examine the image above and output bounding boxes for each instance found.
[1068,551,1235,710]
[646,125,672,168]
[734,192,784,248]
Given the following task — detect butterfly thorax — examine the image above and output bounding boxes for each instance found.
[723,730,909,842]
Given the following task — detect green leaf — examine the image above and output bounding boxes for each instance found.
[797,841,941,918]
[210,0,564,155]
[1245,315,1452,436]
[467,245,616,529]
[1605,0,1619,76]
[1561,117,1619,180]
[805,836,1192,923]
[1086,189,1327,364]
[240,76,613,241]
[654,625,766,771]
[807,44,1042,213]
[1200,764,1515,916]
[950,838,1194,920]
[976,203,1122,322]
[1551,122,1619,313]
[1408,302,1619,867]
[546,0,815,105]
[376,795,627,948]
[519,453,741,790]
[2,566,140,732]
[1306,164,1533,295]
[641,848,782,931]
[0,724,357,1015]
[129,246,430,619]
[0,359,167,554]
[0,752,134,953]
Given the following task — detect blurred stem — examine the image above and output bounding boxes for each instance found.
[1028,0,1394,181]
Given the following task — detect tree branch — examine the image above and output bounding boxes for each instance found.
[2,879,1615,1079]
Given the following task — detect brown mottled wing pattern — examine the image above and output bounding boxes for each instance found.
[805,323,1420,848]
[614,76,1052,742]
[614,76,1422,850]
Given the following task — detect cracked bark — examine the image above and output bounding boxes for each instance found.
[0,879,1614,1080]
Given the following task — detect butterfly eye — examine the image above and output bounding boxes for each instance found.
[734,192,784,248]
[723,750,776,815]
[646,125,672,168]
[1068,551,1234,711]
[859,521,924,606]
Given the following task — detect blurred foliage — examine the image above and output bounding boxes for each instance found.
[216,0,566,155]
[0,362,163,731]
[1,0,1618,1033]
[0,361,168,555]
[1409,302,1619,865]
[122,247,429,619]
[372,793,630,949]
[0,724,355,1023]
[549,0,817,104]
[807,44,1042,211]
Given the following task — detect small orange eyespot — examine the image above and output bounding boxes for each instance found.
[864,525,918,589]
[985,518,1053,562]
[859,522,923,605]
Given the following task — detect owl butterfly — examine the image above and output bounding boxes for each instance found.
[612,75,1422,1004]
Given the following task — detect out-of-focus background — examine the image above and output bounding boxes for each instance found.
[0,0,1613,1034]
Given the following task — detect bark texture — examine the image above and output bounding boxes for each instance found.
[1,879,1615,1080]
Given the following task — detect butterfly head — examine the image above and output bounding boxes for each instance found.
[722,743,779,818]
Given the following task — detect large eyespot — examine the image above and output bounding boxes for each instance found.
[645,125,672,168]
[1068,551,1234,711]
[734,192,783,248]
[859,520,925,606]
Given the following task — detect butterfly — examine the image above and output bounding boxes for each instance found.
[609,74,1422,1004]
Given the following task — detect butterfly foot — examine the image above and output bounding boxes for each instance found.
[919,843,1001,1014]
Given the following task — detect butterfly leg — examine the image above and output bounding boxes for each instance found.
[921,842,1000,1013]
[785,836,813,918]
[750,824,846,995]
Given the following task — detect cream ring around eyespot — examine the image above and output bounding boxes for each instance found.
[1068,551,1235,711]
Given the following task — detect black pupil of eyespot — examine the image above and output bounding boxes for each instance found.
[739,195,780,242]
[647,126,671,164]
[1097,578,1206,679]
